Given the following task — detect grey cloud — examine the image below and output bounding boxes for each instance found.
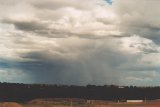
[15,44,143,85]
[13,21,45,31]
[1,19,68,38]
[1,18,121,39]
[141,48,159,54]
[18,51,99,85]
[1,36,160,85]
[114,0,160,43]
[0,58,14,69]
[2,19,47,32]
[119,23,160,44]
[15,44,128,85]
[32,0,94,10]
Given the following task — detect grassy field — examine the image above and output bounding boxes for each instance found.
[1,100,160,107]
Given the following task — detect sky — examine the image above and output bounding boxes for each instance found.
[0,0,160,86]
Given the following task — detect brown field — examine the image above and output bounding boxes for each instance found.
[1,99,160,107]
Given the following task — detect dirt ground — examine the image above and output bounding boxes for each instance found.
[1,100,160,107]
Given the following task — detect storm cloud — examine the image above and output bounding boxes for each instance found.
[0,0,160,86]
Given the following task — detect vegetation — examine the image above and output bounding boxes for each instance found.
[0,82,160,102]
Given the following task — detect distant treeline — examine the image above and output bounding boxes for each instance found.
[0,82,160,102]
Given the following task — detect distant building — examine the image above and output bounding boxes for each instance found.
[127,100,143,103]
[118,86,125,88]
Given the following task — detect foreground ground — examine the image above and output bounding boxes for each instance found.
[1,99,160,107]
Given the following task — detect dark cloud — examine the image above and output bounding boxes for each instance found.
[14,47,142,85]
[0,58,19,69]
[119,23,160,44]
[0,59,12,69]
[32,0,94,10]
[2,19,47,32]
[7,48,126,85]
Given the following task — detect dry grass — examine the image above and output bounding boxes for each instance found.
[1,102,22,107]
[1,100,160,107]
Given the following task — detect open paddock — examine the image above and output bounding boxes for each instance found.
[1,100,160,107]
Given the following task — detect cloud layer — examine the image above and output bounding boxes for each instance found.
[0,0,160,86]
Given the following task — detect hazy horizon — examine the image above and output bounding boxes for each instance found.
[0,0,160,86]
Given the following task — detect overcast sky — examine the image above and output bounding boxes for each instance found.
[0,0,160,86]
